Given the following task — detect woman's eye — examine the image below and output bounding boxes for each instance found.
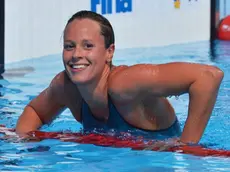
[84,43,94,49]
[64,44,74,50]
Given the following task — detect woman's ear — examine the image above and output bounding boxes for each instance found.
[106,58,112,64]
[107,44,115,61]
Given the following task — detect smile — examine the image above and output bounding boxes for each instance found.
[69,64,90,72]
[71,64,89,69]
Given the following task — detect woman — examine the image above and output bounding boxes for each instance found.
[16,10,224,144]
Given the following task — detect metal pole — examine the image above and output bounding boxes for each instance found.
[0,0,5,74]
[210,0,219,60]
[210,0,218,41]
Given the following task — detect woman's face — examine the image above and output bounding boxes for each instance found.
[63,18,114,85]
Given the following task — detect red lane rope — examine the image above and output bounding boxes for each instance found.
[1,125,230,157]
[28,130,230,157]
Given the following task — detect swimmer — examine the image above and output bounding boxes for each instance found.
[16,10,224,145]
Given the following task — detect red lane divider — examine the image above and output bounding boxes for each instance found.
[1,125,230,157]
[28,130,230,157]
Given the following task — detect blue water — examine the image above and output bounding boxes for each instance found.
[1,40,230,171]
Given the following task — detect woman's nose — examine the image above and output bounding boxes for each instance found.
[73,46,83,58]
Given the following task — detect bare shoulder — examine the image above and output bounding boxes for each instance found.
[49,71,81,102]
[28,71,68,105]
[48,71,66,97]
[108,64,142,102]
[108,65,129,86]
[108,65,129,78]
[108,62,223,101]
[51,71,82,121]
[108,64,156,82]
[50,71,68,88]
[108,64,155,86]
[108,62,223,86]
[107,63,191,101]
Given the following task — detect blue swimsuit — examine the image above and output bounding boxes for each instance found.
[81,97,181,140]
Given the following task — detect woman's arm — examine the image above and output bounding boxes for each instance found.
[16,72,67,134]
[110,62,224,144]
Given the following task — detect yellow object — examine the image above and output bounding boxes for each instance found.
[174,0,180,9]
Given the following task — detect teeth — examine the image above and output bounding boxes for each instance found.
[72,65,88,69]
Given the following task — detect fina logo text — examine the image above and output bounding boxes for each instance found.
[91,0,132,15]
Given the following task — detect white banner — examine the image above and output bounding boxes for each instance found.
[5,0,210,63]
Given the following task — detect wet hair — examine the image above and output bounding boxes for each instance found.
[65,10,115,49]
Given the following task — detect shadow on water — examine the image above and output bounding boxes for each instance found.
[210,40,230,61]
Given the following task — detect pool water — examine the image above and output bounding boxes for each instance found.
[1,40,230,171]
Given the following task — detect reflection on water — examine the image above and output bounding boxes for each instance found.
[210,40,230,61]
